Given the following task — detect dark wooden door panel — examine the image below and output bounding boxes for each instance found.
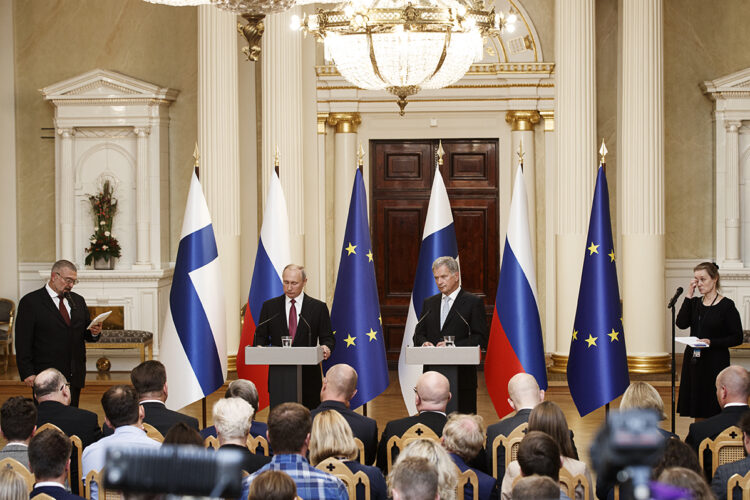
[372,141,433,191]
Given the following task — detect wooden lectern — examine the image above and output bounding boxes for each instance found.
[405,346,480,414]
[244,346,324,406]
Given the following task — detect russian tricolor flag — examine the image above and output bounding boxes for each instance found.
[161,170,227,411]
[484,163,547,417]
[236,171,291,410]
[398,165,458,415]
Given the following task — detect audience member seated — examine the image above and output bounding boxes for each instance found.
[485,373,544,478]
[34,368,102,448]
[388,456,439,500]
[512,475,564,500]
[212,397,270,474]
[0,468,27,500]
[442,413,499,500]
[711,411,750,500]
[652,438,703,479]
[248,470,297,500]
[200,379,268,442]
[657,467,714,500]
[686,365,750,458]
[241,402,348,500]
[0,396,36,468]
[163,422,204,447]
[28,428,82,500]
[394,438,458,500]
[81,385,161,500]
[309,409,387,500]
[509,431,569,500]
[312,364,378,465]
[376,371,451,472]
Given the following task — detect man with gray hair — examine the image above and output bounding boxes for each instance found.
[442,413,499,500]
[201,378,268,440]
[413,255,488,413]
[254,263,335,409]
[15,259,102,407]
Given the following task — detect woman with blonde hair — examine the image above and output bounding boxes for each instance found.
[500,401,593,500]
[620,382,676,439]
[0,468,27,500]
[309,410,387,500]
[393,438,458,500]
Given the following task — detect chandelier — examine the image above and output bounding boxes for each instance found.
[294,0,516,114]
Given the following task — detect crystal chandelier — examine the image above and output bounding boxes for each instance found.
[294,0,516,114]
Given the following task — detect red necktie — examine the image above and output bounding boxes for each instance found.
[58,295,71,326]
[289,299,298,340]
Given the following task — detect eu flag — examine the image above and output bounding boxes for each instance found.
[567,165,630,416]
[323,168,389,409]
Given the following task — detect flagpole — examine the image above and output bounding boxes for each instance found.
[600,140,610,422]
[358,143,368,418]
[192,143,210,428]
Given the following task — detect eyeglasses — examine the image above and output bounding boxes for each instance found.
[59,383,71,392]
[56,273,79,285]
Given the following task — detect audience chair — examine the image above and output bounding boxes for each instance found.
[385,423,440,472]
[315,457,371,500]
[559,467,591,500]
[36,422,84,494]
[0,298,15,373]
[203,435,220,449]
[698,425,744,479]
[354,437,366,464]
[491,422,528,478]
[0,457,35,493]
[85,469,122,500]
[31,494,56,500]
[455,467,479,500]
[726,470,750,500]
[247,434,270,456]
[142,423,164,443]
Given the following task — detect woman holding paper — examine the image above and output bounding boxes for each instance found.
[677,262,743,418]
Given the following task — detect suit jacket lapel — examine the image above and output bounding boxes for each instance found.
[277,295,290,336]
[40,287,69,328]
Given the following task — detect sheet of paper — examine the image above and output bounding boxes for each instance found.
[87,310,112,330]
[675,336,709,348]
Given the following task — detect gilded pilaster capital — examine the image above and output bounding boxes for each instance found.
[539,110,554,132]
[327,113,362,134]
[317,113,329,135]
[505,110,541,132]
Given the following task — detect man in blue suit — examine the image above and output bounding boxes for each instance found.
[29,428,83,500]
[443,413,499,500]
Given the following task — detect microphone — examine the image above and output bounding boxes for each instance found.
[64,292,75,310]
[299,315,312,347]
[253,313,279,346]
[667,287,684,309]
[456,310,471,337]
[415,308,432,328]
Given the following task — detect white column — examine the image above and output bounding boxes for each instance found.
[621,0,668,367]
[134,127,151,269]
[552,0,597,369]
[541,111,556,353]
[198,6,241,357]
[328,113,360,277]
[59,128,76,262]
[316,114,329,301]
[725,121,742,266]
[506,111,540,260]
[261,8,305,265]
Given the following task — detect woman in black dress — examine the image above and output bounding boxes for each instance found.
[677,262,743,419]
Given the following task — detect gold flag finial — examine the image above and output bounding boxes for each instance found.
[437,140,445,166]
[517,139,525,166]
[193,142,200,168]
[599,139,608,164]
[357,143,365,167]
[274,146,280,167]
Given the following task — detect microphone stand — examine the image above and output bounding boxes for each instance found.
[669,301,677,434]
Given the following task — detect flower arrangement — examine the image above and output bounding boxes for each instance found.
[84,179,122,266]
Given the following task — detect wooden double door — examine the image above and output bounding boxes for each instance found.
[370,139,500,362]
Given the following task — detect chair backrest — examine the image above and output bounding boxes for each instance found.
[204,435,220,449]
[385,423,440,472]
[315,457,371,500]
[698,425,745,478]
[727,471,750,500]
[492,422,528,478]
[0,298,15,342]
[142,423,164,443]
[31,494,56,500]
[455,467,479,500]
[247,434,270,456]
[353,437,366,464]
[0,457,34,492]
[559,468,591,500]
[35,423,84,494]
[85,468,123,500]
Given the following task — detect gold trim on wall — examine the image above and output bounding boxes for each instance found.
[315,62,555,78]
[549,353,568,373]
[539,110,554,132]
[505,110,541,131]
[317,113,329,135]
[327,113,362,134]
[228,354,237,373]
[550,353,671,374]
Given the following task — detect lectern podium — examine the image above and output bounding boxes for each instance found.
[244,346,324,406]
[405,346,480,414]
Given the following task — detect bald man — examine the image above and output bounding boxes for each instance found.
[376,371,451,472]
[485,373,544,479]
[311,364,378,464]
[686,365,750,461]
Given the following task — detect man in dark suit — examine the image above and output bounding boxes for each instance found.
[0,396,36,468]
[15,260,102,407]
[711,411,750,499]
[686,365,750,467]
[29,428,84,500]
[485,372,545,480]
[413,256,488,414]
[254,264,335,410]
[376,371,451,472]
[128,360,200,436]
[443,413,499,500]
[311,363,378,464]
